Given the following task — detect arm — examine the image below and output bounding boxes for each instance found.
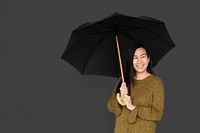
[128,79,165,123]
[107,78,122,116]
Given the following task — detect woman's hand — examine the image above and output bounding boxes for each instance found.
[122,95,136,110]
[119,82,136,110]
[119,82,128,100]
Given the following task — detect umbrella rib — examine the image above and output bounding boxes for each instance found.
[118,18,173,44]
[118,30,139,43]
[82,32,114,73]
[96,18,136,33]
[97,21,113,29]
[121,25,174,45]
[142,26,174,45]
[118,17,136,27]
[90,29,112,35]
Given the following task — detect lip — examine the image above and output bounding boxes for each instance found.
[136,64,144,68]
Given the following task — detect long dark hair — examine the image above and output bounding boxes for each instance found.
[116,44,154,94]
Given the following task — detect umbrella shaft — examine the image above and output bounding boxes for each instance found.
[115,35,125,82]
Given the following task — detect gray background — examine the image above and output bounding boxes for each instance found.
[1,0,200,132]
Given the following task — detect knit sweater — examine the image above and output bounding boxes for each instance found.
[107,74,165,133]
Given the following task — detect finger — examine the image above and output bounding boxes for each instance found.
[120,86,127,92]
[121,82,126,88]
[121,85,127,91]
[124,95,130,99]
[122,97,129,104]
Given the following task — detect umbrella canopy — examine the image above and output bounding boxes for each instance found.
[61,12,175,79]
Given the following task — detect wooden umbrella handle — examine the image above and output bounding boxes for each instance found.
[117,93,126,106]
[115,35,126,106]
[115,35,125,82]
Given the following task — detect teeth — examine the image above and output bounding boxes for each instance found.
[136,65,143,68]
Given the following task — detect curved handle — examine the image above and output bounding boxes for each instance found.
[116,93,126,106]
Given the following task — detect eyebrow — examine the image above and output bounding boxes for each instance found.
[134,53,147,56]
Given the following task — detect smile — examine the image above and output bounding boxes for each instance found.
[136,65,144,68]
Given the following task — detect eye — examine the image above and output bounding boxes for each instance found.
[133,56,137,59]
[141,55,146,58]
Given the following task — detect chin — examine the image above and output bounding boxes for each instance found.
[136,70,146,73]
[135,67,148,73]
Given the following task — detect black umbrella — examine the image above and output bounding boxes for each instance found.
[61,12,175,82]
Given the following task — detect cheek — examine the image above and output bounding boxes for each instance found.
[132,59,137,66]
[144,58,150,64]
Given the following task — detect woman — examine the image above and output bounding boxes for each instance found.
[107,44,165,133]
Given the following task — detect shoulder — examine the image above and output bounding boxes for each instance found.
[151,75,163,82]
[150,75,164,87]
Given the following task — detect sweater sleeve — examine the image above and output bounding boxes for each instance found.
[107,78,122,116]
[128,78,165,123]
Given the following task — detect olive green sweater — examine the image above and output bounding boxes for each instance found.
[107,75,164,133]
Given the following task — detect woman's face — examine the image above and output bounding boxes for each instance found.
[133,47,150,74]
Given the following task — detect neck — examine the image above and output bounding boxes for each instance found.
[135,71,150,80]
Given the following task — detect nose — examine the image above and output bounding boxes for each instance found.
[137,58,142,63]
